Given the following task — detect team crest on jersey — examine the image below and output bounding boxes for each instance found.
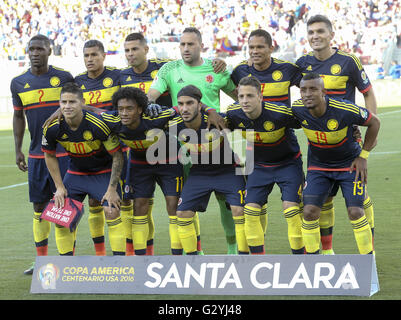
[151,70,158,79]
[330,64,341,75]
[263,121,275,131]
[360,108,368,120]
[361,70,369,84]
[272,70,283,81]
[83,130,93,141]
[50,76,60,87]
[41,135,48,146]
[205,74,214,83]
[103,77,113,88]
[327,119,339,131]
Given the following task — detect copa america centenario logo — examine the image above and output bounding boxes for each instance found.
[37,263,60,290]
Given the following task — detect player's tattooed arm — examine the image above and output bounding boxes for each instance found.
[109,149,124,188]
[102,149,123,210]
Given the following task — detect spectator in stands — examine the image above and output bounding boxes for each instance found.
[376,63,385,80]
[0,0,399,65]
[389,60,401,79]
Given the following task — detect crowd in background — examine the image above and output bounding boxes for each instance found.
[1,0,400,65]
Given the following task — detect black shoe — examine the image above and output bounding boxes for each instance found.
[24,262,35,275]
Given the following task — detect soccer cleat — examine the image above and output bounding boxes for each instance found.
[24,262,35,275]
[321,249,335,255]
[183,250,204,255]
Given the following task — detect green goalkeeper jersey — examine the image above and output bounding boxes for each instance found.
[150,58,236,111]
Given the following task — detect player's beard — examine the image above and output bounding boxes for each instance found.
[182,110,199,123]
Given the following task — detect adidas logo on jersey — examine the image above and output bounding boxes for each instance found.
[302,120,308,126]
[238,122,245,128]
[24,83,30,89]
[81,85,86,89]
[177,78,185,83]
[126,76,132,82]
[306,65,312,71]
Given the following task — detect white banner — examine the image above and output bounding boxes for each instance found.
[30,254,379,296]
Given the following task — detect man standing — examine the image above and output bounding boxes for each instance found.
[296,15,377,254]
[226,76,304,254]
[11,35,73,274]
[230,29,302,236]
[170,85,248,255]
[148,27,239,254]
[292,73,380,254]
[42,82,125,256]
[74,39,125,256]
[101,87,183,255]
[119,32,225,254]
[119,33,172,254]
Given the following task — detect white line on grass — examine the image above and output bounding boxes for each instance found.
[378,109,401,117]
[372,151,401,155]
[0,182,27,191]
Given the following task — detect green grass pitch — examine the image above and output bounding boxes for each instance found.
[0,107,400,301]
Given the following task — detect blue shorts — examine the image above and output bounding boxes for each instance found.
[177,168,246,212]
[245,158,304,206]
[63,171,122,207]
[127,162,183,199]
[28,156,69,203]
[303,170,366,208]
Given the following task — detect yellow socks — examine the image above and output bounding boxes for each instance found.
[260,204,268,234]
[33,211,50,256]
[284,206,304,254]
[244,205,265,254]
[132,215,149,255]
[146,198,155,255]
[301,218,320,254]
[88,205,106,256]
[106,217,125,255]
[363,196,375,237]
[120,203,134,255]
[233,216,248,254]
[177,217,197,255]
[169,216,183,255]
[193,212,203,252]
[55,224,75,255]
[351,215,373,254]
[320,200,335,253]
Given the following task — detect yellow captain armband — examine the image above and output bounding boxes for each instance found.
[359,149,370,159]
